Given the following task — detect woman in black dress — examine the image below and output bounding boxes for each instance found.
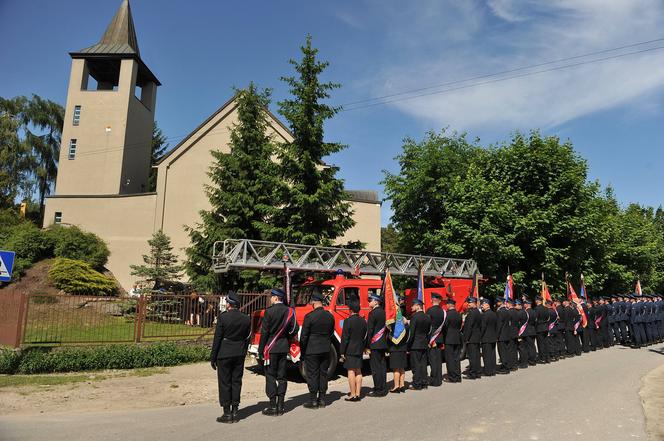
[340,300,367,401]
[388,296,409,393]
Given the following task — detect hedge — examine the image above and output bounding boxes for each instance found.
[48,225,109,270]
[0,342,210,374]
[48,258,118,296]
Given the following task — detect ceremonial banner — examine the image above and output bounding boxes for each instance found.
[504,273,514,301]
[383,270,406,344]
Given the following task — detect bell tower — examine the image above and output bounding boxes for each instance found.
[54,0,160,195]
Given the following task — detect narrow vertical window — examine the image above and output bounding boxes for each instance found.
[68,139,77,160]
[73,105,81,126]
[54,212,62,224]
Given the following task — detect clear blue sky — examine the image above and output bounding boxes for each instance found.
[2,0,663,226]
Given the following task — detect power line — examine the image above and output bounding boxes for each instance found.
[340,44,664,112]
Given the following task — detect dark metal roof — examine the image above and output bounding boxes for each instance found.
[77,0,139,56]
[346,190,381,204]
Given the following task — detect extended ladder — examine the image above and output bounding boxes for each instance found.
[212,239,479,278]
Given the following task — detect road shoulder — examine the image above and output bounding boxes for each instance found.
[640,353,664,441]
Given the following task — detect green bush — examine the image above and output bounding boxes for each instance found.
[0,209,23,244]
[48,258,118,296]
[48,226,109,270]
[0,343,210,374]
[3,222,54,264]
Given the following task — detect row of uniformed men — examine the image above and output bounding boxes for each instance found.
[209,289,663,423]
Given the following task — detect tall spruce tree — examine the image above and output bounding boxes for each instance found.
[185,84,281,292]
[130,230,182,290]
[275,35,354,246]
[148,123,169,192]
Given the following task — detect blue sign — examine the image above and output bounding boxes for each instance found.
[0,250,15,282]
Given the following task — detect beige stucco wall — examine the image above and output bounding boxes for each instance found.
[337,200,382,252]
[43,194,158,290]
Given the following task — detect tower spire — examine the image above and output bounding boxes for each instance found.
[76,0,140,56]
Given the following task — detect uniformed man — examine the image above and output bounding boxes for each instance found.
[408,298,431,390]
[587,299,600,351]
[443,298,462,383]
[426,293,446,387]
[599,297,611,348]
[479,298,497,376]
[508,298,520,371]
[463,297,482,380]
[514,300,528,368]
[562,299,578,355]
[607,297,618,346]
[258,288,299,416]
[523,299,538,366]
[555,298,567,359]
[366,294,388,397]
[534,296,550,363]
[495,298,512,374]
[210,291,251,423]
[617,295,629,345]
[548,299,562,361]
[300,291,335,409]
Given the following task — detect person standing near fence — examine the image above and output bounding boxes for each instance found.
[210,291,251,424]
[300,291,335,409]
[258,288,299,416]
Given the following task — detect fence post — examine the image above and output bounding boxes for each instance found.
[13,293,28,348]
[134,295,145,343]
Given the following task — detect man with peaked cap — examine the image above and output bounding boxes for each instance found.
[534,296,551,363]
[495,297,512,374]
[211,291,251,423]
[426,293,446,386]
[508,298,520,371]
[617,295,629,345]
[523,299,538,366]
[554,297,567,359]
[606,297,617,346]
[366,293,388,397]
[479,298,498,376]
[514,300,528,368]
[598,297,611,348]
[443,298,463,383]
[300,291,335,409]
[408,298,432,389]
[630,295,645,348]
[548,298,562,361]
[562,298,578,355]
[258,288,300,416]
[624,295,635,345]
[463,297,482,379]
[586,299,600,351]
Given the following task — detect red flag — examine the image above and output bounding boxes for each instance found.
[541,277,552,305]
[383,270,397,326]
[568,279,587,328]
[635,280,642,295]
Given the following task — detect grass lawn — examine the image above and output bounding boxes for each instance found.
[0,367,169,388]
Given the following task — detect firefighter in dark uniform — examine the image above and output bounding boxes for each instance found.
[258,288,299,416]
[479,298,497,376]
[463,297,482,380]
[514,300,528,368]
[599,297,611,348]
[534,296,550,363]
[426,293,446,387]
[508,298,520,371]
[495,298,512,374]
[366,294,388,397]
[579,299,591,353]
[555,298,568,358]
[300,291,335,409]
[548,299,561,361]
[523,299,538,366]
[210,291,251,423]
[408,298,431,389]
[340,300,367,401]
[443,298,462,383]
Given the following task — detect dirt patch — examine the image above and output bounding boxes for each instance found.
[640,360,664,441]
[0,359,349,416]
[0,259,61,295]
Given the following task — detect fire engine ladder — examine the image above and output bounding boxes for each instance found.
[212,239,479,279]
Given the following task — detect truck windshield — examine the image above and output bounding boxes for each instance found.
[295,285,335,306]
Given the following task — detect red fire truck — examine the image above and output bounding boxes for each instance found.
[212,239,480,378]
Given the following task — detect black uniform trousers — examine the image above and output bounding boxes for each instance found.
[601,326,611,348]
[265,353,288,401]
[444,343,461,381]
[466,343,481,377]
[526,336,537,364]
[370,349,387,393]
[428,346,443,386]
[536,332,549,362]
[218,356,244,407]
[481,342,496,376]
[517,339,528,367]
[410,349,428,387]
[610,323,620,345]
[509,339,519,369]
[590,328,601,350]
[497,341,510,371]
[581,329,591,352]
[305,353,330,400]
[619,321,629,344]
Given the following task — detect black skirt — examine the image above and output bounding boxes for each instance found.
[344,355,363,370]
[389,351,407,370]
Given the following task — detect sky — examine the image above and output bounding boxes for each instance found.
[1,0,663,226]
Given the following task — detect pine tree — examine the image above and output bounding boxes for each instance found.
[148,123,169,192]
[130,230,182,289]
[275,35,355,246]
[185,84,281,292]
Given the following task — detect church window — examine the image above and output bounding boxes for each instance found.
[68,139,77,160]
[73,105,81,126]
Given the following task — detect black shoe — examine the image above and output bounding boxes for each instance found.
[303,401,319,409]
[389,388,401,394]
[231,404,239,422]
[277,397,285,415]
[262,405,279,416]
[368,391,387,397]
[317,398,326,409]
[217,406,233,424]
[398,386,407,393]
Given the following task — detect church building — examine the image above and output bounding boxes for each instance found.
[44,0,381,291]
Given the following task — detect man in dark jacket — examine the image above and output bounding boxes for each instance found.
[463,297,482,379]
[508,299,520,371]
[523,299,538,366]
[258,288,299,416]
[534,296,550,363]
[554,299,566,359]
[211,291,251,423]
[366,294,388,397]
[408,299,432,390]
[480,298,497,376]
[426,293,446,386]
[443,298,463,383]
[300,292,335,409]
[514,300,528,368]
[495,298,512,374]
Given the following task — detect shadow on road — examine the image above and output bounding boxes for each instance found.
[235,390,346,421]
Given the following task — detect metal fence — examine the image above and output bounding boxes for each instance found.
[0,292,271,348]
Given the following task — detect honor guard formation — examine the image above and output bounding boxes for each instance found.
[210,289,663,423]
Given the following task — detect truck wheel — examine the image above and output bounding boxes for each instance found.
[327,344,338,378]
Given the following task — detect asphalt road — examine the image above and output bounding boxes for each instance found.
[2,345,663,441]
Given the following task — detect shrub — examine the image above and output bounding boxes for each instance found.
[2,222,54,264]
[0,343,210,374]
[48,226,109,270]
[0,209,23,244]
[48,258,118,296]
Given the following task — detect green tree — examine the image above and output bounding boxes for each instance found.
[274,35,355,246]
[130,230,182,290]
[381,224,401,253]
[0,111,29,208]
[185,84,281,292]
[148,123,169,192]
